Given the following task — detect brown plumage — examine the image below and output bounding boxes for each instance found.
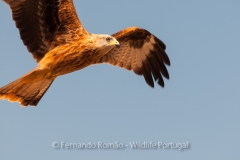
[0,0,171,107]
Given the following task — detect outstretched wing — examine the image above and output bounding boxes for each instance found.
[3,0,87,62]
[95,27,170,88]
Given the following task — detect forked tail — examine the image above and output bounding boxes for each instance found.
[0,70,54,106]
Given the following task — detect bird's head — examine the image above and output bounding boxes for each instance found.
[93,34,120,54]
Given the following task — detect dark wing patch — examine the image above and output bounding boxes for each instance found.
[3,0,87,62]
[95,27,170,88]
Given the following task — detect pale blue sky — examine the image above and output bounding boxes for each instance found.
[0,1,240,160]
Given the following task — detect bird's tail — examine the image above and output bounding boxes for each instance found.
[0,69,54,106]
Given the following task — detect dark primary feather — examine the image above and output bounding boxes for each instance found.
[3,0,87,62]
[95,27,170,88]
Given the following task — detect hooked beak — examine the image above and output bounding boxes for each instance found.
[109,39,120,48]
[115,41,120,48]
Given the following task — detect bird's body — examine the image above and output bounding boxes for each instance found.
[0,0,170,106]
[37,34,118,79]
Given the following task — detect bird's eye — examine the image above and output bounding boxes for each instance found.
[106,37,111,42]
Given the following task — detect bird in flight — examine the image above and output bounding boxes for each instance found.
[0,0,170,107]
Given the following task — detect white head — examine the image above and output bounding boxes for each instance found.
[92,34,120,55]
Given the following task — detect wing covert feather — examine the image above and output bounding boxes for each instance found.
[3,0,87,62]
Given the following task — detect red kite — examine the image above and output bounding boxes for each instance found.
[0,0,170,106]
